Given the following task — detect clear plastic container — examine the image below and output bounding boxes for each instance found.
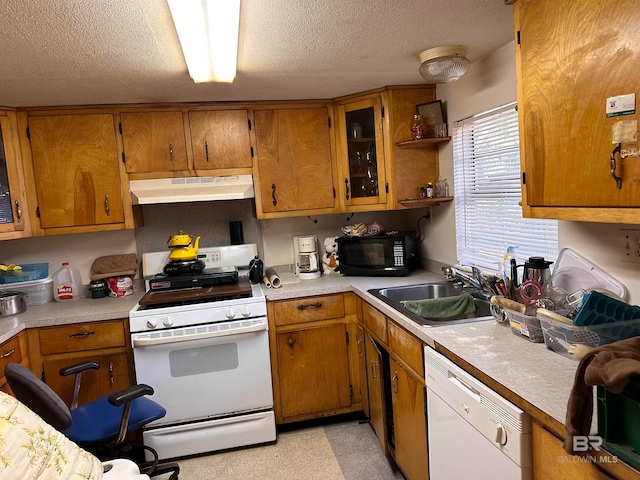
[506,310,544,343]
[52,262,82,302]
[0,276,53,306]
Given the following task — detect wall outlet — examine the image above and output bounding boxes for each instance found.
[621,229,640,264]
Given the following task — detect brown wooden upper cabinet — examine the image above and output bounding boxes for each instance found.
[335,96,387,209]
[27,114,125,229]
[188,109,253,170]
[515,0,640,223]
[120,111,188,173]
[252,105,338,218]
[0,113,30,239]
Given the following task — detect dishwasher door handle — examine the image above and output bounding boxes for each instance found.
[449,375,481,403]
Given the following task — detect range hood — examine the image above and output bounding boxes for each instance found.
[130,175,254,205]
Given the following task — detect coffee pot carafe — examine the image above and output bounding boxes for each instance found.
[294,235,321,280]
[521,256,553,285]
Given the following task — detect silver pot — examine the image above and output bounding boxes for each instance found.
[0,291,28,316]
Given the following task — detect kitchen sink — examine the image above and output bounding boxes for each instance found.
[368,281,494,326]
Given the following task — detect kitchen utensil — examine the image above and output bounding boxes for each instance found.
[490,295,526,314]
[167,231,201,262]
[517,280,543,306]
[0,291,27,316]
[546,334,594,359]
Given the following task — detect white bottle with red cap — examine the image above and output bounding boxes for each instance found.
[52,262,82,302]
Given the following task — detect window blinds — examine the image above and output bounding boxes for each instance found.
[453,103,558,271]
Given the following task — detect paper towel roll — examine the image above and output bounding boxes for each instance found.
[265,268,282,288]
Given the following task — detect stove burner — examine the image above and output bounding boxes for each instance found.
[149,266,239,292]
[163,259,206,276]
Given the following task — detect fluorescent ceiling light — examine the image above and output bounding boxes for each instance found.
[167,0,241,83]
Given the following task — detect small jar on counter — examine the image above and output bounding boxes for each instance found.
[410,114,425,140]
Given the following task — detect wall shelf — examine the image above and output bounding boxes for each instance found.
[396,137,451,148]
[398,196,453,208]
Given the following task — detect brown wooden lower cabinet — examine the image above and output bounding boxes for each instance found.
[268,293,362,424]
[26,319,134,409]
[276,324,351,418]
[365,332,387,453]
[0,331,29,395]
[362,305,428,480]
[390,357,428,480]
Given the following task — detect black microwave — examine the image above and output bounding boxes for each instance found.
[337,233,418,276]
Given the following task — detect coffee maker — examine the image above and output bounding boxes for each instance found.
[293,235,321,279]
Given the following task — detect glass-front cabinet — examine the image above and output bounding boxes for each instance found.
[0,115,26,237]
[336,97,387,209]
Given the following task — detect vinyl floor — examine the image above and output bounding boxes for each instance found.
[163,414,405,480]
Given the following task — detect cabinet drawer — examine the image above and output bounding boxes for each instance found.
[363,303,388,344]
[0,335,23,374]
[39,321,126,355]
[388,322,423,377]
[274,295,345,326]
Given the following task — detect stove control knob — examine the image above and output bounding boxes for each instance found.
[225,308,237,319]
[146,318,158,329]
[163,316,175,327]
[240,305,252,317]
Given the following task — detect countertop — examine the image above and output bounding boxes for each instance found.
[0,270,582,436]
[264,270,583,434]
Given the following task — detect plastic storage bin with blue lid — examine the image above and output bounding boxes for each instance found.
[0,263,49,284]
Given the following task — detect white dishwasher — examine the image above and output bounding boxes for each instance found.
[425,347,533,480]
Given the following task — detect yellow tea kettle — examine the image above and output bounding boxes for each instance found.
[168,231,201,262]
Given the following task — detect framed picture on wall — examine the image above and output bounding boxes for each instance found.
[416,100,446,137]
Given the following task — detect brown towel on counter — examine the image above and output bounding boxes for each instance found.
[564,336,640,454]
[90,254,137,280]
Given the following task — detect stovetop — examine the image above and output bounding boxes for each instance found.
[129,244,266,333]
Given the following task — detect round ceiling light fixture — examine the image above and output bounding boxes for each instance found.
[419,45,470,84]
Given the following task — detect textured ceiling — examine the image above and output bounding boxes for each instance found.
[0,0,515,107]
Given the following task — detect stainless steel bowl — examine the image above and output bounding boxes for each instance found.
[0,291,28,316]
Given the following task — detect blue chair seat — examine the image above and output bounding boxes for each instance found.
[64,395,166,444]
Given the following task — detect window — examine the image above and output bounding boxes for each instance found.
[453,102,558,271]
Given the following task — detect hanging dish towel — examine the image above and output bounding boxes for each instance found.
[401,291,476,319]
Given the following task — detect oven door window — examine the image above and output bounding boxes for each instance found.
[169,343,239,377]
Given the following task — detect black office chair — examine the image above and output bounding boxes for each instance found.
[5,362,179,480]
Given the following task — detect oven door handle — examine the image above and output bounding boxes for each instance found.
[132,322,266,347]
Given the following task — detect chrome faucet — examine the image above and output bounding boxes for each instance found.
[443,266,498,299]
[443,266,482,290]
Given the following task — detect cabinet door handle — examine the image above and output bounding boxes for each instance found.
[392,371,398,396]
[287,337,295,348]
[344,178,350,200]
[69,331,95,338]
[356,334,363,355]
[104,194,110,216]
[271,183,277,206]
[610,143,623,189]
[14,201,21,222]
[0,349,15,359]
[169,143,174,161]
[109,362,114,385]
[205,141,209,162]
[371,360,378,379]
[297,302,322,310]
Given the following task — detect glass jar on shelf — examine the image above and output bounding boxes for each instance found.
[410,114,426,140]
